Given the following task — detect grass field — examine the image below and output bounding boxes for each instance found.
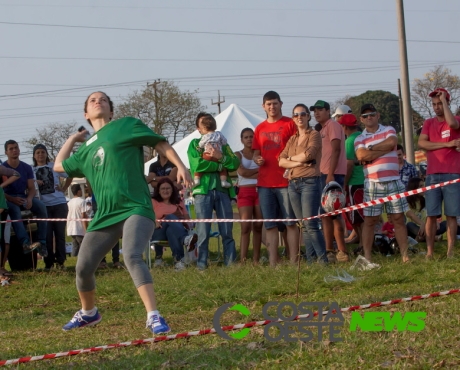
[2,221,460,369]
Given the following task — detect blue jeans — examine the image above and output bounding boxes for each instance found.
[194,190,236,269]
[151,214,187,262]
[288,177,328,263]
[425,173,460,217]
[6,197,48,247]
[257,186,295,229]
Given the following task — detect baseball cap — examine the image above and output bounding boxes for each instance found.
[428,88,451,102]
[332,105,352,118]
[360,103,377,114]
[337,113,358,127]
[309,100,330,111]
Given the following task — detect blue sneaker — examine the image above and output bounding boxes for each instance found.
[146,314,171,334]
[62,310,102,331]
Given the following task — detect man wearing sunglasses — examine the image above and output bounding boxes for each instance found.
[418,88,460,259]
[354,104,409,267]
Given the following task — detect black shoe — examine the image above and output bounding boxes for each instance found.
[353,246,364,256]
[38,244,48,258]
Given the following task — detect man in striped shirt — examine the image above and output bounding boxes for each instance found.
[354,104,409,266]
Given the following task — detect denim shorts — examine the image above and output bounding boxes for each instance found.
[319,174,345,216]
[425,173,460,217]
[257,186,296,229]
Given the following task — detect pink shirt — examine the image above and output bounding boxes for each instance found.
[152,199,188,220]
[354,125,399,182]
[319,119,347,175]
[421,116,460,175]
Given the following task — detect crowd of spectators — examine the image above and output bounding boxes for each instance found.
[1,87,459,277]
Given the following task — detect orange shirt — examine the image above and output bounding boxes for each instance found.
[319,119,347,175]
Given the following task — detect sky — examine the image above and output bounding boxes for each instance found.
[1,0,459,164]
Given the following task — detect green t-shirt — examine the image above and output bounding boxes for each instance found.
[345,131,365,186]
[62,117,166,231]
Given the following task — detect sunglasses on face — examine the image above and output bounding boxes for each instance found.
[361,112,377,118]
[292,112,308,118]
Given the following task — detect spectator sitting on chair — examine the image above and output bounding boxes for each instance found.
[405,177,446,242]
[0,165,21,277]
[151,178,197,271]
[2,140,48,257]
[146,153,182,192]
[397,144,418,187]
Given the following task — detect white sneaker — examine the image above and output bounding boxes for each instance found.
[175,260,186,271]
[350,255,381,271]
[184,233,198,252]
[360,262,381,271]
[154,258,164,268]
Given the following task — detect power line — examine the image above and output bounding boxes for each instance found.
[1,56,456,63]
[1,61,453,101]
[0,21,459,44]
[0,4,458,13]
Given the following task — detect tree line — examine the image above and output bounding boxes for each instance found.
[25,65,460,159]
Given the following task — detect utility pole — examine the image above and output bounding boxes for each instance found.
[212,90,225,114]
[398,79,405,147]
[396,0,415,164]
[147,79,161,158]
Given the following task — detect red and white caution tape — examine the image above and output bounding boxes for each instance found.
[1,287,458,366]
[2,178,459,225]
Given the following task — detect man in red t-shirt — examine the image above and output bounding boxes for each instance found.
[252,91,298,267]
[418,88,460,258]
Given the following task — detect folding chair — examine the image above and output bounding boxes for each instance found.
[145,222,222,268]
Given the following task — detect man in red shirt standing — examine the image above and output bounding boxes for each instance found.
[253,91,298,266]
[418,88,460,259]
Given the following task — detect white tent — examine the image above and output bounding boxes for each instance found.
[144,103,264,172]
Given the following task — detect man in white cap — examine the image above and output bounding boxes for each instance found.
[332,105,353,121]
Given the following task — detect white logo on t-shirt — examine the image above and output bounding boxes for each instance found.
[441,130,450,139]
[92,147,105,169]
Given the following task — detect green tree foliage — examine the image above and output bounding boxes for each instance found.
[24,121,79,160]
[412,65,460,118]
[115,80,205,145]
[344,90,424,132]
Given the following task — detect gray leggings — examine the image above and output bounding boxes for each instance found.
[76,215,154,292]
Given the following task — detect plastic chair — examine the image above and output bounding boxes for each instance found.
[145,223,222,268]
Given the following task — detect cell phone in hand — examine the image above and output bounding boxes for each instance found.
[78,125,91,140]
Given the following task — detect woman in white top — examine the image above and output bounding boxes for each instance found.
[235,128,263,263]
